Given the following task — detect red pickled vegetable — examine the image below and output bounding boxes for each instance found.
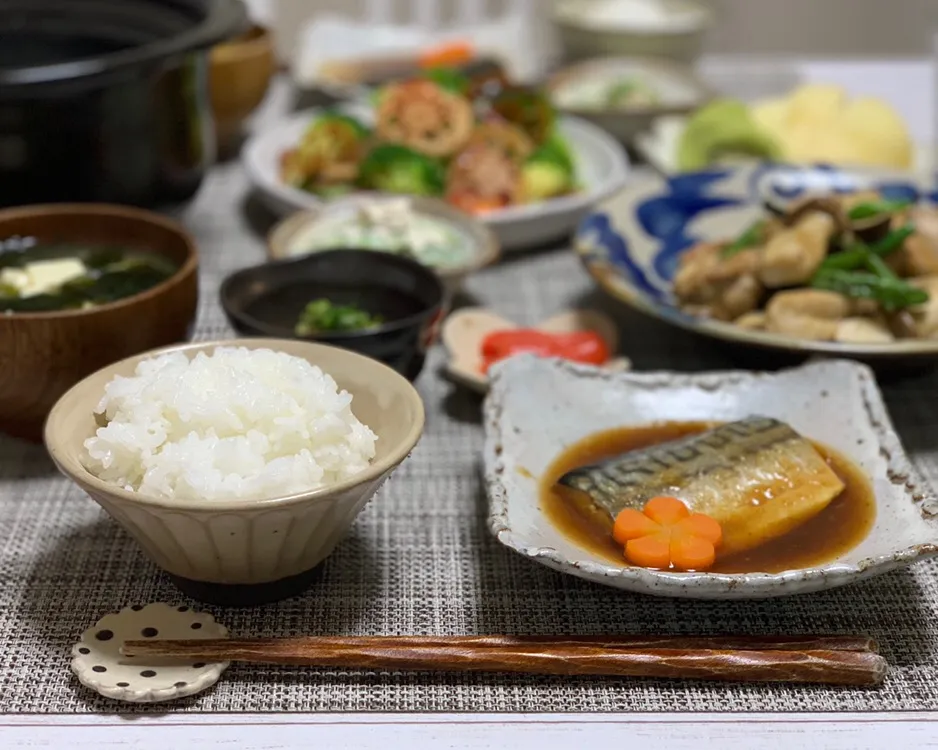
[480,328,610,373]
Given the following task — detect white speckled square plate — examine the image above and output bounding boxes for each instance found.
[483,356,938,599]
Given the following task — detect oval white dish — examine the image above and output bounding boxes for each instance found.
[441,307,630,393]
[243,102,630,252]
[483,355,938,599]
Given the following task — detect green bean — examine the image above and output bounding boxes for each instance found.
[863,252,897,280]
[847,198,913,220]
[871,223,915,256]
[819,248,868,272]
[810,269,929,310]
[721,220,766,258]
[820,224,916,273]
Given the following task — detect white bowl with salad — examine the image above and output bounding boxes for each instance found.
[242,69,630,251]
[267,195,500,297]
[548,56,713,144]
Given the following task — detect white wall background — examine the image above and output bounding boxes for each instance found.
[249,0,938,63]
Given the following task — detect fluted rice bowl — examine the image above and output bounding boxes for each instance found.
[44,338,425,606]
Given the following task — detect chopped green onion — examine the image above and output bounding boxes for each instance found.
[295,299,383,336]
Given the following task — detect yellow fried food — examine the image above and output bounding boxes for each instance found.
[750,84,913,169]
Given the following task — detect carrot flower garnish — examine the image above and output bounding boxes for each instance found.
[613,496,722,572]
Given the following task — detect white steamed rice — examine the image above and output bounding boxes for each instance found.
[82,346,378,502]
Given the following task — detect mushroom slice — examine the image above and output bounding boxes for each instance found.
[835,317,895,344]
[765,289,850,341]
[784,196,848,233]
[734,311,767,330]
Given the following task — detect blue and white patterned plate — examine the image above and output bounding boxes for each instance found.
[575,163,938,363]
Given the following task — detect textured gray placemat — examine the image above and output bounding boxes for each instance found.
[3,161,938,714]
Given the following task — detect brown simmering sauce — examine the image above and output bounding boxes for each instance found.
[539,421,876,574]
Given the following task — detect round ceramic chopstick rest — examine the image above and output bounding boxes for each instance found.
[70,603,229,703]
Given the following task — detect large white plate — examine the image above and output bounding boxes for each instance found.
[484,355,938,600]
[242,103,630,251]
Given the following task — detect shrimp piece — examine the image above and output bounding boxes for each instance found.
[446,142,523,211]
[758,211,837,288]
[765,289,851,341]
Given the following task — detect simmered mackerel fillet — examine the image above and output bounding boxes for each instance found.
[557,417,845,558]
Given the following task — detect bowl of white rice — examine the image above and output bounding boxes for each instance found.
[44,338,425,606]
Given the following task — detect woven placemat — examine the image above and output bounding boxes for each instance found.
[3,161,938,714]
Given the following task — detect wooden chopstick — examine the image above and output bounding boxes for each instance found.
[121,635,887,686]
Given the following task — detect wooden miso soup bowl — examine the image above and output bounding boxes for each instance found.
[0,204,198,442]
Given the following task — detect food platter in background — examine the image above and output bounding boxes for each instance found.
[634,82,930,175]
[636,116,936,176]
[546,56,714,145]
[243,101,630,252]
[575,162,938,368]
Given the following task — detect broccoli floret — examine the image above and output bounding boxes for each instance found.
[422,67,471,95]
[358,144,446,196]
[491,86,556,145]
[521,162,569,202]
[304,111,370,142]
[535,132,575,173]
[520,134,576,202]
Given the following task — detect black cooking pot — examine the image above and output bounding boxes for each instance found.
[0,0,247,209]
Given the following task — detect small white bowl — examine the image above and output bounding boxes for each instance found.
[553,0,712,65]
[266,195,500,298]
[548,57,713,144]
[483,356,938,600]
[243,102,630,252]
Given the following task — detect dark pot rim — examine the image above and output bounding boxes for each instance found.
[0,0,247,88]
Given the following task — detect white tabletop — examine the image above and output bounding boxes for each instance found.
[4,58,938,749]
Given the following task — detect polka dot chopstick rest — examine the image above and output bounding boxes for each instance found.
[71,603,229,703]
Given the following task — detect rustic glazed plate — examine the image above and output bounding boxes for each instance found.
[574,162,938,367]
[441,307,629,393]
[483,356,938,599]
[243,103,630,251]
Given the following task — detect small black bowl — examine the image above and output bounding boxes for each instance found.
[220,249,447,381]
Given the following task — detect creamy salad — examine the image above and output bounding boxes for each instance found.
[286,199,475,270]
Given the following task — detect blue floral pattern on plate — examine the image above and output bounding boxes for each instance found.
[574,162,938,358]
